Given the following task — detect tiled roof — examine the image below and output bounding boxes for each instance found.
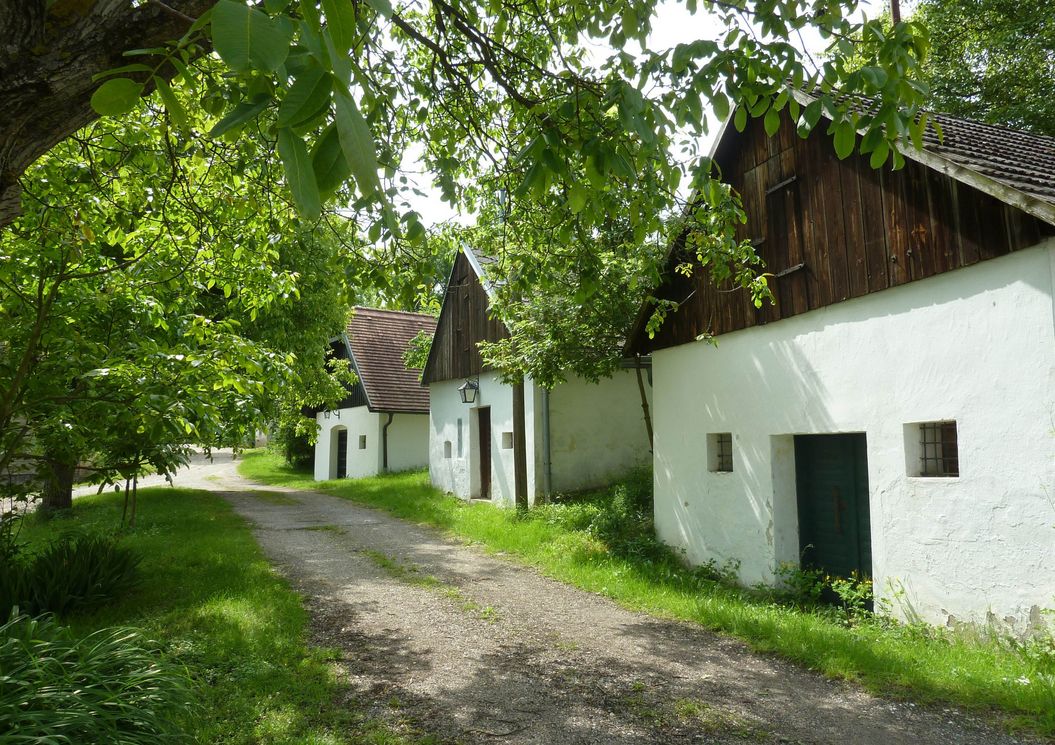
[346,307,437,413]
[918,113,1055,207]
[797,90,1055,224]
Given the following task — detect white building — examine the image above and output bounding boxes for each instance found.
[422,247,653,505]
[627,101,1055,627]
[313,307,437,481]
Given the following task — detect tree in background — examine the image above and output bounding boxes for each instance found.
[0,97,358,511]
[911,0,1055,135]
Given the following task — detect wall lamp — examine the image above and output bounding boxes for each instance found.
[458,377,479,404]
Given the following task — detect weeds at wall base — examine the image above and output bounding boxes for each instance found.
[238,450,1055,739]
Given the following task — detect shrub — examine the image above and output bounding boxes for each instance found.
[0,611,193,743]
[271,421,315,470]
[0,530,141,618]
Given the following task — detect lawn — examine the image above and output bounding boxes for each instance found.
[239,449,1055,738]
[15,486,431,745]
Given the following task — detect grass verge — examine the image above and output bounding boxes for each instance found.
[239,449,1055,738]
[17,486,431,744]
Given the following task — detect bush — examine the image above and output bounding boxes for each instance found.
[0,530,141,618]
[0,611,193,743]
[271,421,315,470]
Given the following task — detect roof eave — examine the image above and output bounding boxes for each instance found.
[790,89,1055,227]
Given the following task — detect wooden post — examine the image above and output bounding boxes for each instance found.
[634,356,654,453]
[512,378,528,510]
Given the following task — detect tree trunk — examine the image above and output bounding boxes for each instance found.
[40,457,75,512]
[0,0,213,227]
[129,474,138,528]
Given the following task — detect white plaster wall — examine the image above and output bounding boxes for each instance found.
[429,372,522,503]
[314,406,381,480]
[547,371,653,493]
[384,413,430,472]
[652,240,1055,626]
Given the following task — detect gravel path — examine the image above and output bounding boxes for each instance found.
[190,462,1037,745]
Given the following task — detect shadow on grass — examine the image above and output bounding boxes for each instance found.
[18,486,430,745]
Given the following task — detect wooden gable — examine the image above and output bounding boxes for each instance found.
[632,114,1055,354]
[422,251,509,385]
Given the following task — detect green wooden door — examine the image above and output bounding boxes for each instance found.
[794,434,872,579]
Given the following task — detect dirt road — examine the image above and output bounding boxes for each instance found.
[185,464,1036,745]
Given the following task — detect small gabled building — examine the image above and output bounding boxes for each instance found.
[313,307,437,481]
[422,246,652,505]
[626,98,1055,627]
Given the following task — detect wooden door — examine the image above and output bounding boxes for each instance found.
[477,407,491,499]
[336,430,348,479]
[794,434,871,579]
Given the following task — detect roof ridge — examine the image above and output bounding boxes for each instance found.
[352,306,439,320]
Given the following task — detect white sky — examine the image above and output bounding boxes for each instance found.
[404,0,889,228]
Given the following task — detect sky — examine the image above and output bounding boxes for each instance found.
[404,0,891,228]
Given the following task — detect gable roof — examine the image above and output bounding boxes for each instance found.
[625,96,1055,355]
[792,90,1055,226]
[421,246,511,385]
[345,307,437,413]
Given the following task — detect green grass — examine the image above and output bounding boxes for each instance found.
[239,449,1055,737]
[17,487,432,744]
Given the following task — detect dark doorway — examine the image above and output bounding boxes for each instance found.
[794,434,871,580]
[336,429,348,479]
[477,407,491,499]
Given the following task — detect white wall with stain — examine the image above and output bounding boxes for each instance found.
[430,370,653,505]
[652,239,1055,626]
[314,406,429,480]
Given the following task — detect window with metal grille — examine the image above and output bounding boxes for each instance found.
[358,434,367,450]
[708,433,734,472]
[918,421,958,477]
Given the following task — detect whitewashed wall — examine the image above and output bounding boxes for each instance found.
[314,406,380,480]
[547,371,653,493]
[384,413,430,472]
[429,372,520,502]
[316,408,430,480]
[652,240,1055,626]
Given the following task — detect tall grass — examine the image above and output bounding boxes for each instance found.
[0,611,193,744]
[239,449,1055,737]
[15,486,429,744]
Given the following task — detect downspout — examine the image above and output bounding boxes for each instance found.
[382,412,394,472]
[540,386,552,500]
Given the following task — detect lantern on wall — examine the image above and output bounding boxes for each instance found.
[458,377,479,404]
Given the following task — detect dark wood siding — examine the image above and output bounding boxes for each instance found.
[422,252,509,384]
[635,114,1055,354]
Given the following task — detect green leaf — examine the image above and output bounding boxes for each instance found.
[334,89,382,198]
[365,0,393,18]
[763,106,780,137]
[801,99,823,132]
[212,0,293,73]
[92,64,152,82]
[277,65,333,127]
[311,124,350,197]
[711,92,730,122]
[209,96,270,137]
[90,78,144,116]
[321,0,356,54]
[834,119,856,159]
[861,66,889,89]
[733,106,747,132]
[153,76,189,132]
[567,183,587,214]
[277,128,321,219]
[869,139,890,169]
